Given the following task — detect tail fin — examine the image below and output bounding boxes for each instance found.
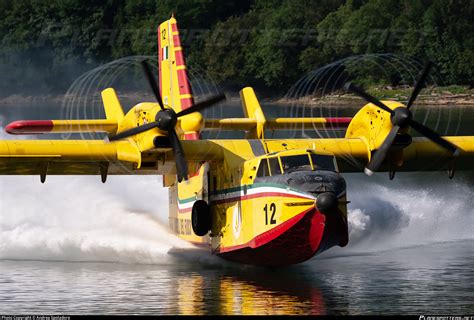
[240,87,266,139]
[158,16,194,115]
[102,88,125,124]
[158,16,198,184]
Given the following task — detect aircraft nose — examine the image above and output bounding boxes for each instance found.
[316,192,338,213]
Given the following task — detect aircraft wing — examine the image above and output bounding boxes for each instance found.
[264,136,474,173]
[396,136,474,172]
[0,139,146,179]
[0,138,231,181]
[0,134,472,182]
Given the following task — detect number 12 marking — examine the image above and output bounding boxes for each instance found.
[264,203,277,225]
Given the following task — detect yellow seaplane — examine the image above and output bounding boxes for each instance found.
[2,17,473,266]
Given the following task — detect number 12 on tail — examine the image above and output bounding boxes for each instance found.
[264,203,277,225]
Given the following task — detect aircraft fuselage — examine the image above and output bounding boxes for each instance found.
[169,149,349,266]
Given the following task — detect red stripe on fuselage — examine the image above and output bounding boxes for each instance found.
[178,207,192,214]
[212,191,313,205]
[218,207,329,266]
[178,190,313,213]
[218,206,315,253]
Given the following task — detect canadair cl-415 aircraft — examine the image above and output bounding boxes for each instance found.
[2,16,474,266]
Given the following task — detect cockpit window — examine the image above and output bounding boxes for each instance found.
[257,159,270,177]
[311,154,336,171]
[268,157,282,175]
[280,155,312,173]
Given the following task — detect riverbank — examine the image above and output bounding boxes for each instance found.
[271,85,474,106]
[1,86,473,106]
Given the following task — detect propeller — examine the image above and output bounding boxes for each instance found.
[344,61,459,176]
[109,60,226,182]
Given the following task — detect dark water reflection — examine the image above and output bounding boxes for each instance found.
[0,240,472,315]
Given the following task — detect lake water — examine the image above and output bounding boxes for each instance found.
[0,100,472,315]
[0,239,473,315]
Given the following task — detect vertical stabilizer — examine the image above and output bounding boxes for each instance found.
[158,16,195,115]
[240,87,266,139]
[101,88,125,135]
[158,16,199,186]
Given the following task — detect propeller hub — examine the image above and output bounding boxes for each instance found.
[156,109,177,131]
[390,107,412,128]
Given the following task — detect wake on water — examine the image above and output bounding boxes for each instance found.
[342,172,473,254]
[0,175,197,264]
[0,170,472,265]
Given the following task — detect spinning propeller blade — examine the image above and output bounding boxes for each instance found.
[406,61,432,110]
[109,122,158,142]
[409,119,459,155]
[364,125,400,175]
[108,60,226,181]
[344,82,394,115]
[141,60,165,110]
[176,93,226,118]
[168,130,188,182]
[344,61,459,175]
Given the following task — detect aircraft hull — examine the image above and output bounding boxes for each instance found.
[217,207,347,267]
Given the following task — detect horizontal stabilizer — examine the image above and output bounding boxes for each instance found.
[202,87,352,133]
[5,88,124,135]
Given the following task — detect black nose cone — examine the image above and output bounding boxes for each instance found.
[156,109,177,131]
[316,192,338,213]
